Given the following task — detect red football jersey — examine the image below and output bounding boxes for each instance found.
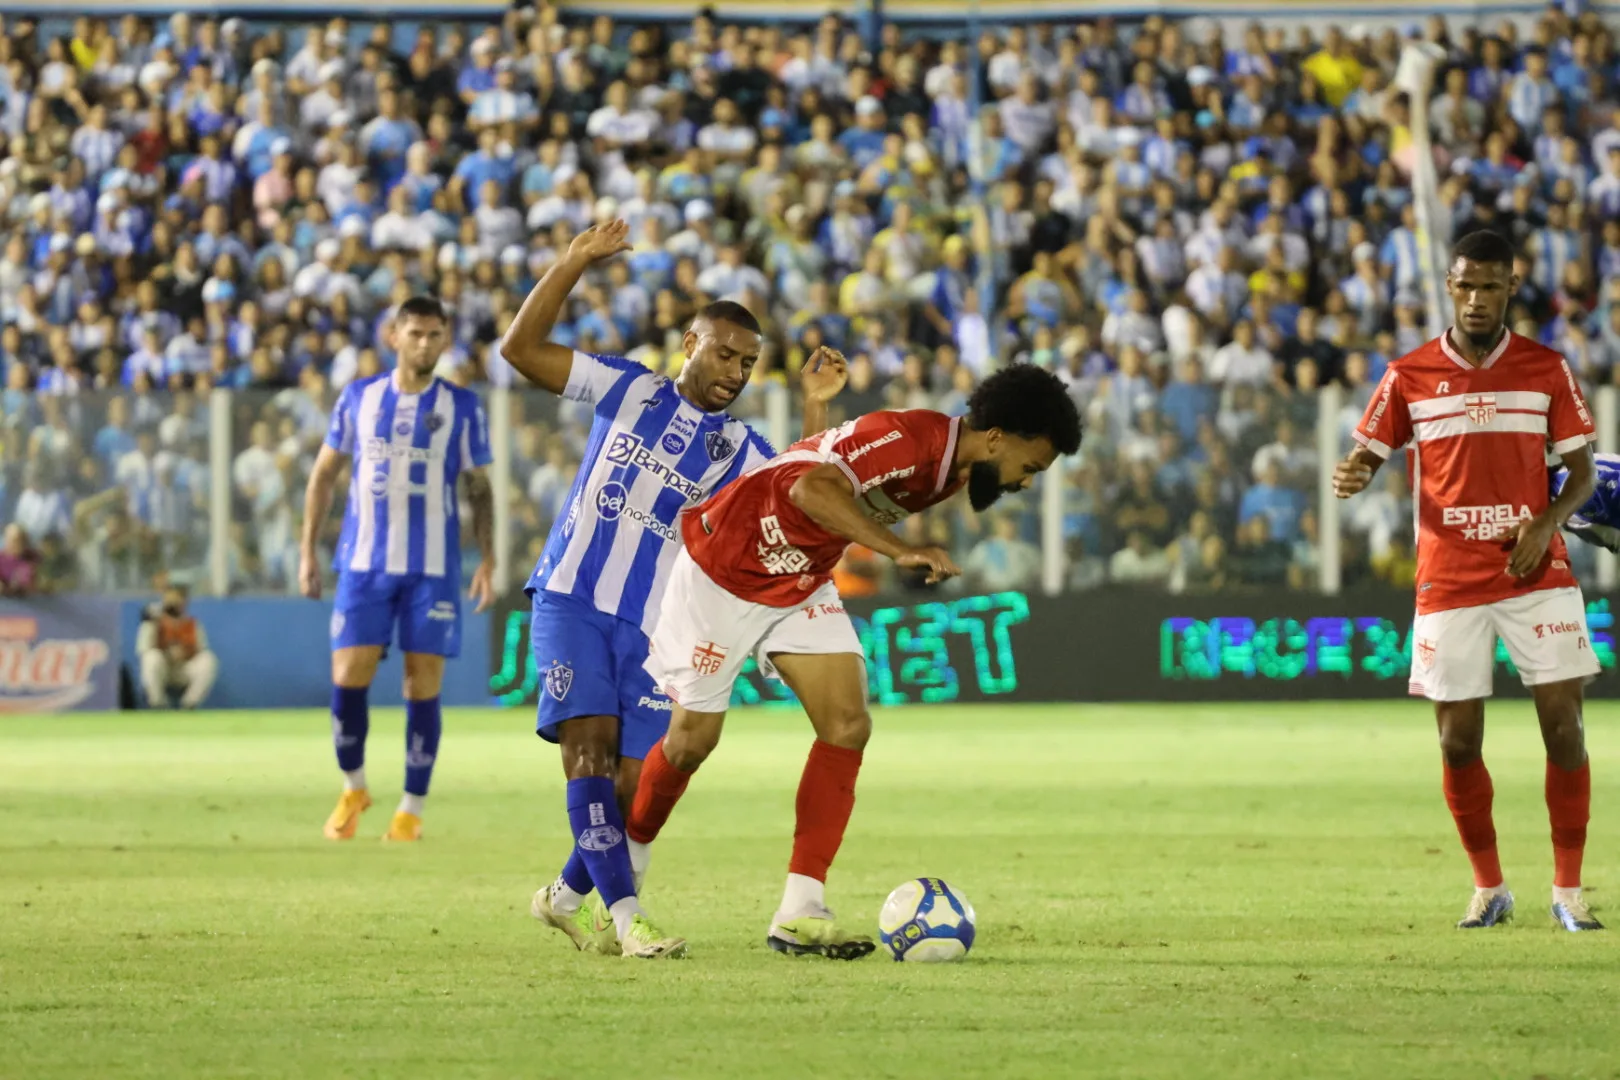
[683,410,965,606]
[1353,329,1595,615]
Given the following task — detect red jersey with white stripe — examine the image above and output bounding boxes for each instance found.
[682,410,965,606]
[1353,329,1595,615]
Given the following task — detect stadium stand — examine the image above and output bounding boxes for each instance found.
[1,6,1615,596]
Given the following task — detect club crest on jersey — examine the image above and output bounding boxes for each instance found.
[1464,394,1497,425]
[425,412,444,432]
[704,431,735,462]
[545,662,574,701]
[692,641,728,676]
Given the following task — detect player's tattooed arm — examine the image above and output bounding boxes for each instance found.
[799,347,847,439]
[464,468,496,613]
[499,219,632,394]
[789,464,961,583]
[298,445,346,600]
[1331,445,1385,499]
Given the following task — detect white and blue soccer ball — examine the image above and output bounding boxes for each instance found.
[878,878,976,962]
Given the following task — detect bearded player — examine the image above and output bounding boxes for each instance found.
[498,221,844,959]
[623,364,1081,958]
[301,295,496,843]
[1334,229,1602,933]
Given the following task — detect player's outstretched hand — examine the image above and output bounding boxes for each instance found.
[1332,457,1373,499]
[1507,513,1558,578]
[895,545,962,585]
[801,347,849,404]
[567,220,633,265]
[468,559,496,614]
[298,553,322,601]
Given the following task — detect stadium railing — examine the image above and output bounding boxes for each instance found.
[7,382,1615,600]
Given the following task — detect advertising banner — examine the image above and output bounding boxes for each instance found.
[491,588,1620,706]
[0,598,121,713]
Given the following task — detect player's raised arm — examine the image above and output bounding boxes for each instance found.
[299,443,347,600]
[498,220,632,394]
[799,346,847,439]
[788,463,960,583]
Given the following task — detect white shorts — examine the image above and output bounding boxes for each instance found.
[645,550,864,714]
[1409,587,1600,701]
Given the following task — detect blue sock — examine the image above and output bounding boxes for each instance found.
[331,685,369,773]
[403,697,442,797]
[560,847,593,896]
[566,776,635,909]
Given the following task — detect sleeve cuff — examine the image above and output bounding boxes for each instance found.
[1352,431,1392,459]
[829,456,862,493]
[1552,432,1598,455]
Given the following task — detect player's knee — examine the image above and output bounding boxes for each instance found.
[559,719,618,779]
[663,716,722,771]
[817,704,871,752]
[1437,727,1484,767]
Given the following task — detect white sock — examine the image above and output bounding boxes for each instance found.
[549,876,586,915]
[779,873,825,917]
[398,793,424,816]
[1479,882,1511,896]
[343,768,366,791]
[609,895,644,939]
[1554,885,1583,905]
[629,838,651,893]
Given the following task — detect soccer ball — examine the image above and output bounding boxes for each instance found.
[878,878,976,962]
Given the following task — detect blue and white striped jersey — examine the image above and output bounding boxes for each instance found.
[324,372,493,579]
[527,351,776,636]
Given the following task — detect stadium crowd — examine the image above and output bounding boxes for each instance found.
[0,4,1616,596]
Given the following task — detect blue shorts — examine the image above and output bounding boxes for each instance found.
[530,589,670,761]
[331,571,462,658]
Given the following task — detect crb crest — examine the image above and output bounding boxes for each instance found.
[1463,394,1497,425]
[545,662,574,701]
[704,430,735,463]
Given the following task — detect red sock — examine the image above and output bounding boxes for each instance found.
[1443,759,1503,889]
[788,740,863,881]
[626,741,693,845]
[1546,760,1591,889]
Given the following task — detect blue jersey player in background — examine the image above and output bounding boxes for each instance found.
[299,296,496,843]
[1553,451,1620,551]
[498,221,844,958]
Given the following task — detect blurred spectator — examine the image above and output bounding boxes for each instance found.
[964,514,1041,591]
[0,524,41,597]
[136,583,218,708]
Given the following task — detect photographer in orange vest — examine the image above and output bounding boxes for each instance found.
[136,584,218,709]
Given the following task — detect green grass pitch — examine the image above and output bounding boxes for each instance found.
[4,702,1620,1079]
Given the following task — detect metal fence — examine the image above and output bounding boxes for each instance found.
[4,380,1614,599]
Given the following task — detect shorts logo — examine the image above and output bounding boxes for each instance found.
[692,641,728,676]
[597,481,629,519]
[661,432,687,455]
[1416,638,1436,670]
[545,661,574,701]
[1464,394,1497,425]
[330,611,346,638]
[427,600,456,622]
[704,430,735,462]
[636,695,673,712]
[1533,621,1583,639]
[577,824,623,852]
